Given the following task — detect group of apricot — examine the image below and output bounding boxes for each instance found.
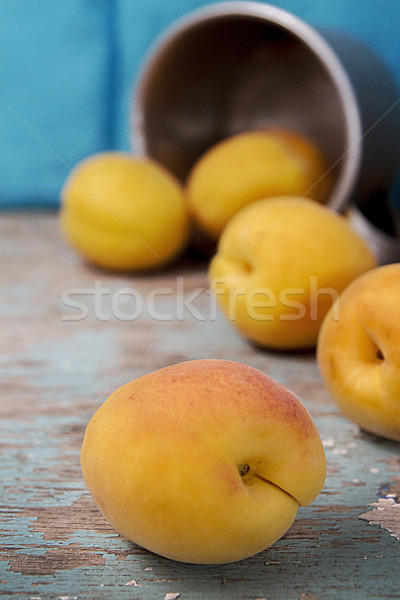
[61,127,374,349]
[62,128,400,565]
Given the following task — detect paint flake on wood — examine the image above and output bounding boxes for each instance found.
[359,479,400,542]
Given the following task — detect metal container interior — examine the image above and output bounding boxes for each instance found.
[133,1,362,211]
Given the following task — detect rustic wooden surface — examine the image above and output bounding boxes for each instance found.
[1,211,399,600]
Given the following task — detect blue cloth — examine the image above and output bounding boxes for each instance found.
[0,0,399,207]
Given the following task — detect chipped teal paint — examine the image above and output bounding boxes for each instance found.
[0,213,399,600]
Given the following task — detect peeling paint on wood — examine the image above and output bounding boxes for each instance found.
[1,213,399,600]
[359,479,400,541]
[358,497,400,541]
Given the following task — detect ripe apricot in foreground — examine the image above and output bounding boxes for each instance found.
[81,359,326,564]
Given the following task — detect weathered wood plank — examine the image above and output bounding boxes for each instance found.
[0,211,399,600]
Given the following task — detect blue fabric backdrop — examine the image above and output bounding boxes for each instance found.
[1,0,399,207]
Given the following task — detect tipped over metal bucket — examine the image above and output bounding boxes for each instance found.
[132,1,400,261]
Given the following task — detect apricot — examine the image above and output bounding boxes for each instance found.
[186,128,334,239]
[209,196,377,349]
[81,359,326,564]
[60,152,189,271]
[318,264,400,442]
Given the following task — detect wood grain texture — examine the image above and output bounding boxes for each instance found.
[0,211,399,600]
